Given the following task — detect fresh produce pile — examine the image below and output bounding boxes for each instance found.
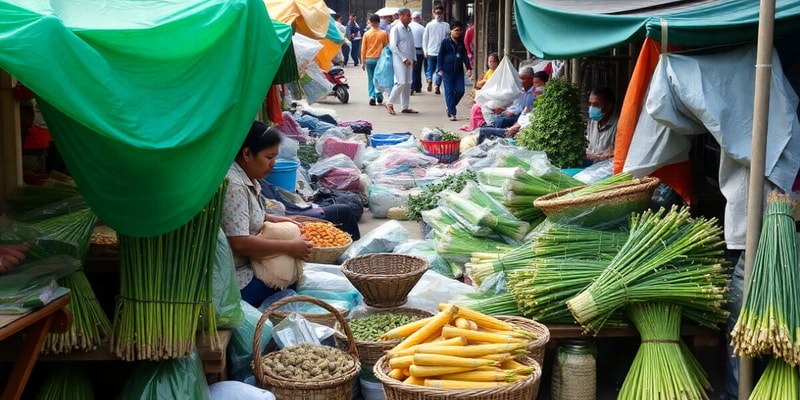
[260,343,356,380]
[407,170,477,221]
[618,303,711,400]
[423,127,460,142]
[111,182,227,361]
[731,192,800,398]
[299,222,351,247]
[566,206,730,333]
[381,304,538,389]
[349,311,427,342]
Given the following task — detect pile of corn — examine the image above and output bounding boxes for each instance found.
[382,304,536,388]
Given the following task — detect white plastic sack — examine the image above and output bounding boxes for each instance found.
[209,381,275,400]
[368,184,410,218]
[293,33,324,67]
[475,57,522,109]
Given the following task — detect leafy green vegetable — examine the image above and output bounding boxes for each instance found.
[407,171,477,221]
[515,78,586,168]
[434,127,460,141]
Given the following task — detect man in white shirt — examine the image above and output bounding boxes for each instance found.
[410,11,425,94]
[384,8,418,115]
[421,5,449,94]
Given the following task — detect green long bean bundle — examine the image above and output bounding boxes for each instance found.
[749,358,800,399]
[36,364,94,400]
[566,206,729,333]
[731,191,800,363]
[618,303,711,400]
[111,181,227,361]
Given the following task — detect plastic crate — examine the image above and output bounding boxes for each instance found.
[419,140,460,163]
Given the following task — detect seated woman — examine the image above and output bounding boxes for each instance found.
[221,121,313,307]
[259,180,361,240]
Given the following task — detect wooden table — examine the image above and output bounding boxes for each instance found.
[0,294,72,400]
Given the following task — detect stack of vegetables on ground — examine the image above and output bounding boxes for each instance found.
[618,303,712,400]
[111,181,227,361]
[731,192,800,398]
[300,222,351,247]
[566,206,731,334]
[379,304,538,389]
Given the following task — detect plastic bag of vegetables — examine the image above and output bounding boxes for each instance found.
[211,229,244,329]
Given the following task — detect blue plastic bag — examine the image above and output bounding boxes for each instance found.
[373,46,394,92]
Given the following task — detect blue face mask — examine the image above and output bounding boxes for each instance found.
[588,106,604,121]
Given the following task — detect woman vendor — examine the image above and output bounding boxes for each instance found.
[221,121,313,307]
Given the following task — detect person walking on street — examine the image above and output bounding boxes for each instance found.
[464,21,475,71]
[333,14,350,67]
[362,14,389,106]
[347,13,363,66]
[437,20,472,121]
[384,8,418,115]
[422,5,449,94]
[410,11,426,94]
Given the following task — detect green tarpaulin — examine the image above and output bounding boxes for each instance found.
[0,0,292,237]
[514,0,800,59]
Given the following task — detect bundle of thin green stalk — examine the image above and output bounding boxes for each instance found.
[477,167,566,196]
[566,206,728,333]
[749,358,800,400]
[731,191,800,363]
[494,153,584,187]
[36,364,94,400]
[422,207,493,237]
[506,259,609,323]
[452,292,523,316]
[460,182,531,241]
[618,303,711,400]
[468,226,628,287]
[6,184,83,213]
[482,184,545,223]
[433,229,514,257]
[43,269,113,354]
[559,172,634,199]
[111,181,227,361]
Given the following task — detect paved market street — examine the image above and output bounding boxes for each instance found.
[314,64,475,138]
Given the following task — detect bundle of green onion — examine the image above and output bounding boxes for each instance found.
[111,182,227,361]
[36,364,94,400]
[422,208,493,237]
[749,359,800,400]
[460,182,531,242]
[467,226,628,287]
[478,167,574,196]
[433,229,513,258]
[618,303,711,400]
[559,172,634,199]
[482,184,545,223]
[731,192,800,363]
[566,206,730,333]
[438,190,497,228]
[452,292,522,316]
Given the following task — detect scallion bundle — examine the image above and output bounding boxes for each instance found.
[566,206,729,333]
[731,192,800,363]
[559,173,634,199]
[438,190,497,228]
[460,183,531,242]
[618,303,711,400]
[452,292,522,316]
[434,229,513,258]
[111,182,227,361]
[36,364,94,400]
[749,359,800,400]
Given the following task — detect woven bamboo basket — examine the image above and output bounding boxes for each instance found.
[533,176,661,226]
[341,254,429,308]
[292,216,352,264]
[334,308,435,366]
[373,355,542,400]
[254,295,361,400]
[268,300,350,329]
[496,316,550,367]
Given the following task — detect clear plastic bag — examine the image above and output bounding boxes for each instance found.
[308,153,359,177]
[0,255,80,304]
[574,159,613,184]
[292,33,324,66]
[299,63,333,105]
[393,240,455,279]
[368,184,410,219]
[278,136,300,163]
[337,220,410,263]
[315,133,365,167]
[272,313,320,349]
[117,349,210,400]
[208,381,275,400]
[373,46,393,92]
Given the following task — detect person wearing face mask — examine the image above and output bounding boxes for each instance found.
[584,86,618,165]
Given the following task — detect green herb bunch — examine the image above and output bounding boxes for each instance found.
[435,127,460,141]
[407,170,477,221]
[516,78,586,168]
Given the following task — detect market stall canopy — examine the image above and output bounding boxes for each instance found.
[514,0,800,59]
[0,0,292,237]
[262,0,342,71]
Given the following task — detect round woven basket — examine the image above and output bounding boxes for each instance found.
[496,316,550,367]
[334,308,435,366]
[254,295,361,399]
[292,216,353,264]
[341,254,429,308]
[268,301,351,329]
[373,355,542,400]
[533,176,661,226]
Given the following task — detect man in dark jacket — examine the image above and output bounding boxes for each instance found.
[436,20,472,121]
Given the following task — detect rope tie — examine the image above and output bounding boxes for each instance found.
[642,339,680,344]
[117,295,210,305]
[605,267,629,304]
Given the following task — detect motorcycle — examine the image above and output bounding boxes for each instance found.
[325,66,349,104]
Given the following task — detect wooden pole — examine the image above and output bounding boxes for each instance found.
[503,0,512,57]
[0,70,22,213]
[739,0,776,397]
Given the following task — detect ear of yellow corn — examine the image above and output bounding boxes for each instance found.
[424,379,510,389]
[387,305,459,358]
[413,353,498,368]
[441,326,527,344]
[409,364,478,378]
[381,316,435,340]
[414,342,526,358]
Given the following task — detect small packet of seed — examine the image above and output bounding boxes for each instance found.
[273,312,320,349]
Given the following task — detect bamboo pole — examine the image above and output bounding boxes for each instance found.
[739,0,776,397]
[503,0,512,57]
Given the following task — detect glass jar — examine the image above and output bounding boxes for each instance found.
[551,340,597,400]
